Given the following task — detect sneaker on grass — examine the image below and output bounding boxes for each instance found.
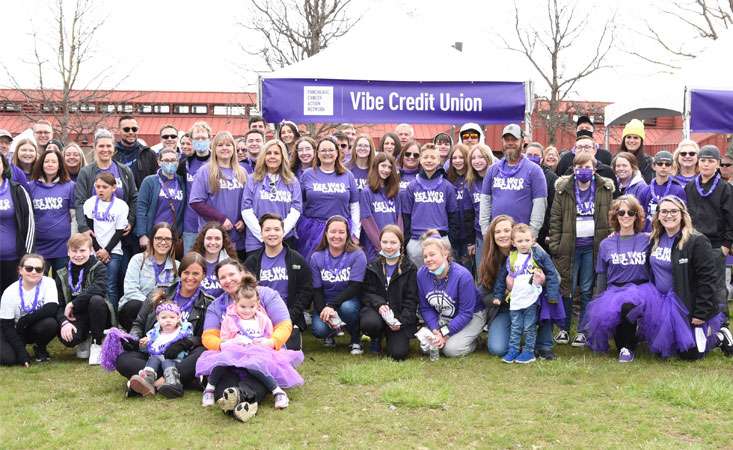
[717,327,733,356]
[535,349,556,360]
[554,330,570,345]
[571,332,586,347]
[501,349,519,364]
[618,347,634,363]
[202,388,215,407]
[349,343,364,355]
[515,351,536,364]
[323,336,336,348]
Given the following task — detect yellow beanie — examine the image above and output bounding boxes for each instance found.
[622,119,645,140]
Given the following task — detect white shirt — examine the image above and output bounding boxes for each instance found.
[238,318,263,339]
[0,277,58,322]
[509,253,542,310]
[83,196,129,255]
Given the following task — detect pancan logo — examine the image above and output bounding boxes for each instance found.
[304,86,333,115]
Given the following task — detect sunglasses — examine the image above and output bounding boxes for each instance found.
[655,161,673,167]
[678,152,697,157]
[462,132,479,139]
[403,152,420,159]
[23,265,44,273]
[722,163,733,168]
[339,143,349,149]
[616,209,637,217]
[122,127,139,133]
[161,134,177,140]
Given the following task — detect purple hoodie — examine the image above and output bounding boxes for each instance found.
[417,262,483,335]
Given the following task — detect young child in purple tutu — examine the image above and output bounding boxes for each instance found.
[197,282,304,409]
[128,302,192,397]
[492,223,561,364]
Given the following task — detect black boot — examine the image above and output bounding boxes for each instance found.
[157,366,184,398]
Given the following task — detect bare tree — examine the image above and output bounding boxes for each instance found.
[1,0,138,143]
[241,0,359,72]
[626,0,732,70]
[502,0,616,145]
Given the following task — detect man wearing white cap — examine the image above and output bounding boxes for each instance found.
[0,129,12,157]
[479,124,548,237]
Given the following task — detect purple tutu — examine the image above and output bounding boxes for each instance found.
[628,288,724,358]
[296,216,327,261]
[195,344,304,389]
[538,294,566,327]
[581,283,653,352]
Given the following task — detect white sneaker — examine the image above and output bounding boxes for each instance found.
[76,337,91,359]
[571,332,587,348]
[201,389,215,407]
[349,343,364,355]
[273,387,289,409]
[88,343,102,365]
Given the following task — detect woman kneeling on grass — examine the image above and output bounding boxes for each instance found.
[360,224,418,360]
[109,252,214,397]
[309,215,367,354]
[631,195,733,359]
[0,254,59,366]
[418,229,486,357]
[201,259,294,422]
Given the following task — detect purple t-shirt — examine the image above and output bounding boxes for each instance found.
[183,157,208,233]
[650,233,676,294]
[0,180,17,260]
[468,178,483,234]
[360,186,400,231]
[619,178,647,199]
[201,261,223,298]
[417,262,483,335]
[153,172,184,226]
[482,157,547,225]
[596,233,650,286]
[310,248,367,304]
[91,164,125,199]
[189,164,245,249]
[674,174,696,186]
[350,165,369,191]
[402,173,458,240]
[29,180,75,259]
[241,175,302,251]
[258,249,289,302]
[203,286,290,332]
[398,168,418,208]
[575,183,595,248]
[638,179,687,230]
[300,168,359,220]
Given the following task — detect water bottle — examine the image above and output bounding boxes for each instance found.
[429,345,440,362]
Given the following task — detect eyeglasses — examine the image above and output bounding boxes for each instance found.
[659,209,681,216]
[575,145,594,151]
[722,163,733,168]
[318,148,337,154]
[297,146,313,153]
[23,265,44,273]
[678,152,697,157]
[161,134,177,140]
[339,143,349,149]
[655,161,673,167]
[403,152,419,159]
[236,147,247,153]
[122,127,139,133]
[616,209,637,217]
[154,236,173,243]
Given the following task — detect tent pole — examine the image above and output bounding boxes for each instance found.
[682,87,691,139]
[524,81,533,138]
[604,127,610,152]
[257,74,263,122]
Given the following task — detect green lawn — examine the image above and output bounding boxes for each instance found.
[1,336,732,449]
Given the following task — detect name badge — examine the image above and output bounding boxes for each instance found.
[576,216,595,238]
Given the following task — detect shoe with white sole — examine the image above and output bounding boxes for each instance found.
[76,338,91,359]
[273,387,289,409]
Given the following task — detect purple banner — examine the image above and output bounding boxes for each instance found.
[690,88,733,133]
[261,78,526,124]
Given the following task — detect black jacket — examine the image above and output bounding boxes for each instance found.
[129,282,215,340]
[361,257,419,329]
[114,141,159,188]
[55,257,110,324]
[538,165,558,249]
[245,245,313,330]
[685,174,733,248]
[647,232,718,321]
[7,180,35,258]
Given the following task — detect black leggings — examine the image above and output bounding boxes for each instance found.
[360,306,411,361]
[59,295,110,346]
[212,366,269,404]
[115,346,205,387]
[209,366,277,392]
[0,259,19,293]
[118,300,143,331]
[0,317,58,365]
[613,303,639,352]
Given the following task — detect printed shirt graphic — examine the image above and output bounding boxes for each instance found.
[402,173,458,239]
[189,164,245,248]
[482,157,547,225]
[310,249,367,303]
[29,180,75,258]
[300,168,359,220]
[650,233,676,294]
[596,233,650,285]
[258,249,289,302]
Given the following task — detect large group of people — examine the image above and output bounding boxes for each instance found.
[1,114,733,424]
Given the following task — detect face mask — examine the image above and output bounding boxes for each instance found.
[379,249,400,259]
[160,162,178,176]
[526,155,541,166]
[192,139,210,155]
[575,167,594,183]
[429,262,447,276]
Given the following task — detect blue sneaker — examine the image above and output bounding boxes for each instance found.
[515,351,536,364]
[501,349,519,364]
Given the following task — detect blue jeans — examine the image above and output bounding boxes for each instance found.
[145,355,176,377]
[311,298,361,344]
[508,303,538,353]
[182,232,198,255]
[46,256,69,274]
[563,245,594,332]
[474,234,484,271]
[106,253,124,311]
[488,309,554,356]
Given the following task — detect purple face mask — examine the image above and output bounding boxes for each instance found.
[575,167,594,183]
[526,155,541,166]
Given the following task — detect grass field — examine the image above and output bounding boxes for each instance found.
[2,335,733,450]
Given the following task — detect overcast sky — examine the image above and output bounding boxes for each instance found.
[0,0,726,103]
